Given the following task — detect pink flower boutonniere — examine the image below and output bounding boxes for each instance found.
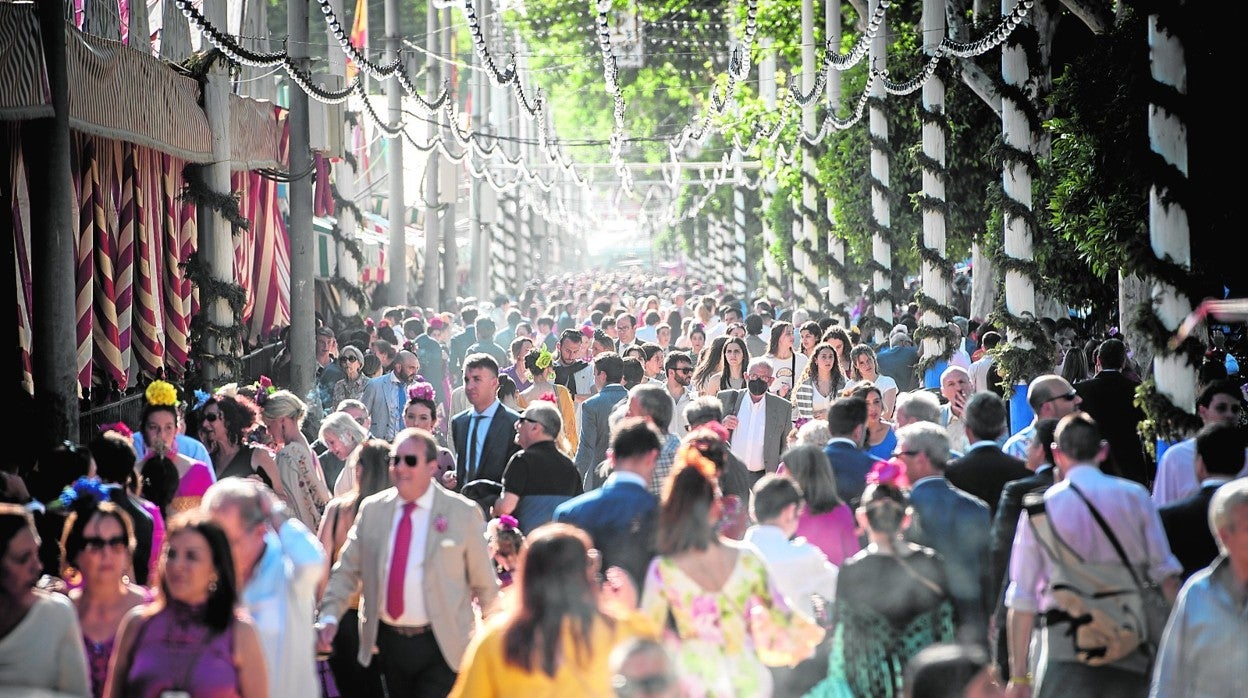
[433,515,448,533]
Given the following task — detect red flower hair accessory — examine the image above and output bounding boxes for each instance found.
[537,392,557,404]
[365,317,375,329]
[101,422,133,438]
[867,458,911,489]
[696,420,731,443]
[580,324,595,338]
[428,316,446,331]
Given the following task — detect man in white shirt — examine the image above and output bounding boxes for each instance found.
[744,474,839,618]
[1153,379,1248,505]
[203,479,326,698]
[719,359,793,486]
[1002,374,1083,460]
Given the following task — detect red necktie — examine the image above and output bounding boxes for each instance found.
[386,501,417,619]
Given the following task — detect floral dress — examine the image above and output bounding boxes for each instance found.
[640,542,825,697]
[276,439,330,531]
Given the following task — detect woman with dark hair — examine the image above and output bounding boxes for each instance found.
[688,322,708,361]
[640,428,824,696]
[450,523,653,696]
[799,321,823,359]
[89,429,160,586]
[402,379,457,483]
[691,335,730,395]
[27,440,94,581]
[821,326,855,380]
[708,336,750,392]
[806,473,954,698]
[0,503,91,696]
[195,391,281,498]
[315,439,390,698]
[847,382,898,461]
[517,347,579,457]
[139,379,214,515]
[779,445,860,567]
[847,343,899,420]
[106,510,268,698]
[763,321,809,399]
[793,342,847,421]
[58,487,151,698]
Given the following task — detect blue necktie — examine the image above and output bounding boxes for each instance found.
[466,414,482,479]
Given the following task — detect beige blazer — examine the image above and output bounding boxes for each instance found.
[320,483,500,668]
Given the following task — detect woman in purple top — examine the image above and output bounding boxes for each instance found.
[107,511,268,698]
[779,444,862,567]
[59,490,151,698]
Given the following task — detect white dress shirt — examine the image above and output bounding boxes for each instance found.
[466,400,501,479]
[731,394,768,472]
[382,486,435,626]
[744,524,840,618]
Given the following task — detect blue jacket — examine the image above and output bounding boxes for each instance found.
[823,439,882,507]
[554,475,658,586]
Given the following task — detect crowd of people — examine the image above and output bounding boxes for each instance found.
[2,272,1246,698]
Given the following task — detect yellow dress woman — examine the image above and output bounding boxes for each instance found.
[517,346,579,457]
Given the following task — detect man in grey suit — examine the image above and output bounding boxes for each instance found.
[574,351,629,482]
[719,359,793,486]
[359,350,421,440]
[317,428,499,695]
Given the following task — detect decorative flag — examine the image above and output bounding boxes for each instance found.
[347,0,368,82]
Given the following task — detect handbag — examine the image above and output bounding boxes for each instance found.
[1067,483,1172,649]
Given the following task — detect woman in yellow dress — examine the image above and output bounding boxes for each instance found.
[449,523,655,697]
[517,346,579,457]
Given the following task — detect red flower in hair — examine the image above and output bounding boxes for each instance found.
[580,324,595,338]
[365,317,375,329]
[537,392,557,404]
[101,422,132,438]
[697,420,731,443]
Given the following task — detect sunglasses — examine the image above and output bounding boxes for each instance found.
[82,535,129,552]
[201,412,222,423]
[1045,391,1079,404]
[339,355,360,364]
[390,454,423,467]
[672,367,693,374]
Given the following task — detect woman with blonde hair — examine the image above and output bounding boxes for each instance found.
[778,445,860,567]
[517,346,579,457]
[260,390,330,531]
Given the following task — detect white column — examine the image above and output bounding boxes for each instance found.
[919,0,950,362]
[868,0,892,343]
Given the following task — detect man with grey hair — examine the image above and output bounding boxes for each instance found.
[202,478,326,698]
[1151,478,1248,696]
[491,400,582,532]
[624,383,680,496]
[894,421,992,646]
[893,389,942,428]
[877,328,920,392]
[684,395,752,505]
[720,358,793,486]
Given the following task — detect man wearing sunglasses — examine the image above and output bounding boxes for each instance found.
[1154,379,1248,506]
[1003,373,1082,460]
[318,427,499,695]
[662,352,696,436]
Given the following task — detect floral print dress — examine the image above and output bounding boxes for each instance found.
[640,543,825,697]
[276,439,330,531]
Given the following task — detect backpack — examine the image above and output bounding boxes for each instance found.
[1023,488,1170,674]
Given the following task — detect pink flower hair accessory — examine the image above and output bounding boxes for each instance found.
[698,419,731,443]
[537,391,557,404]
[497,515,519,531]
[100,422,133,438]
[407,381,436,402]
[580,324,595,338]
[364,317,375,329]
[793,417,811,431]
[867,458,911,489]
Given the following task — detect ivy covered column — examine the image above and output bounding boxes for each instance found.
[1142,7,1200,445]
[915,0,955,375]
[797,0,820,311]
[758,39,784,301]
[866,0,893,344]
[824,0,850,325]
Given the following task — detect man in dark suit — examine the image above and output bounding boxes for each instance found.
[876,329,920,393]
[823,396,882,507]
[987,417,1059,682]
[897,421,993,646]
[1073,338,1149,485]
[947,391,1030,517]
[450,354,521,494]
[554,417,662,586]
[412,316,452,407]
[1160,422,1246,580]
[89,430,156,585]
[718,359,793,486]
[318,428,499,695]
[448,306,479,382]
[573,351,630,480]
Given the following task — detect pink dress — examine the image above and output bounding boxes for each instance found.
[139,498,165,577]
[124,603,241,698]
[795,504,862,567]
[169,460,214,515]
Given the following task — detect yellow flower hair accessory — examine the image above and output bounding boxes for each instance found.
[145,379,179,407]
[535,344,553,371]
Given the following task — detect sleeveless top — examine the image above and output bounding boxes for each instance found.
[84,588,155,698]
[124,603,241,698]
[216,444,274,488]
